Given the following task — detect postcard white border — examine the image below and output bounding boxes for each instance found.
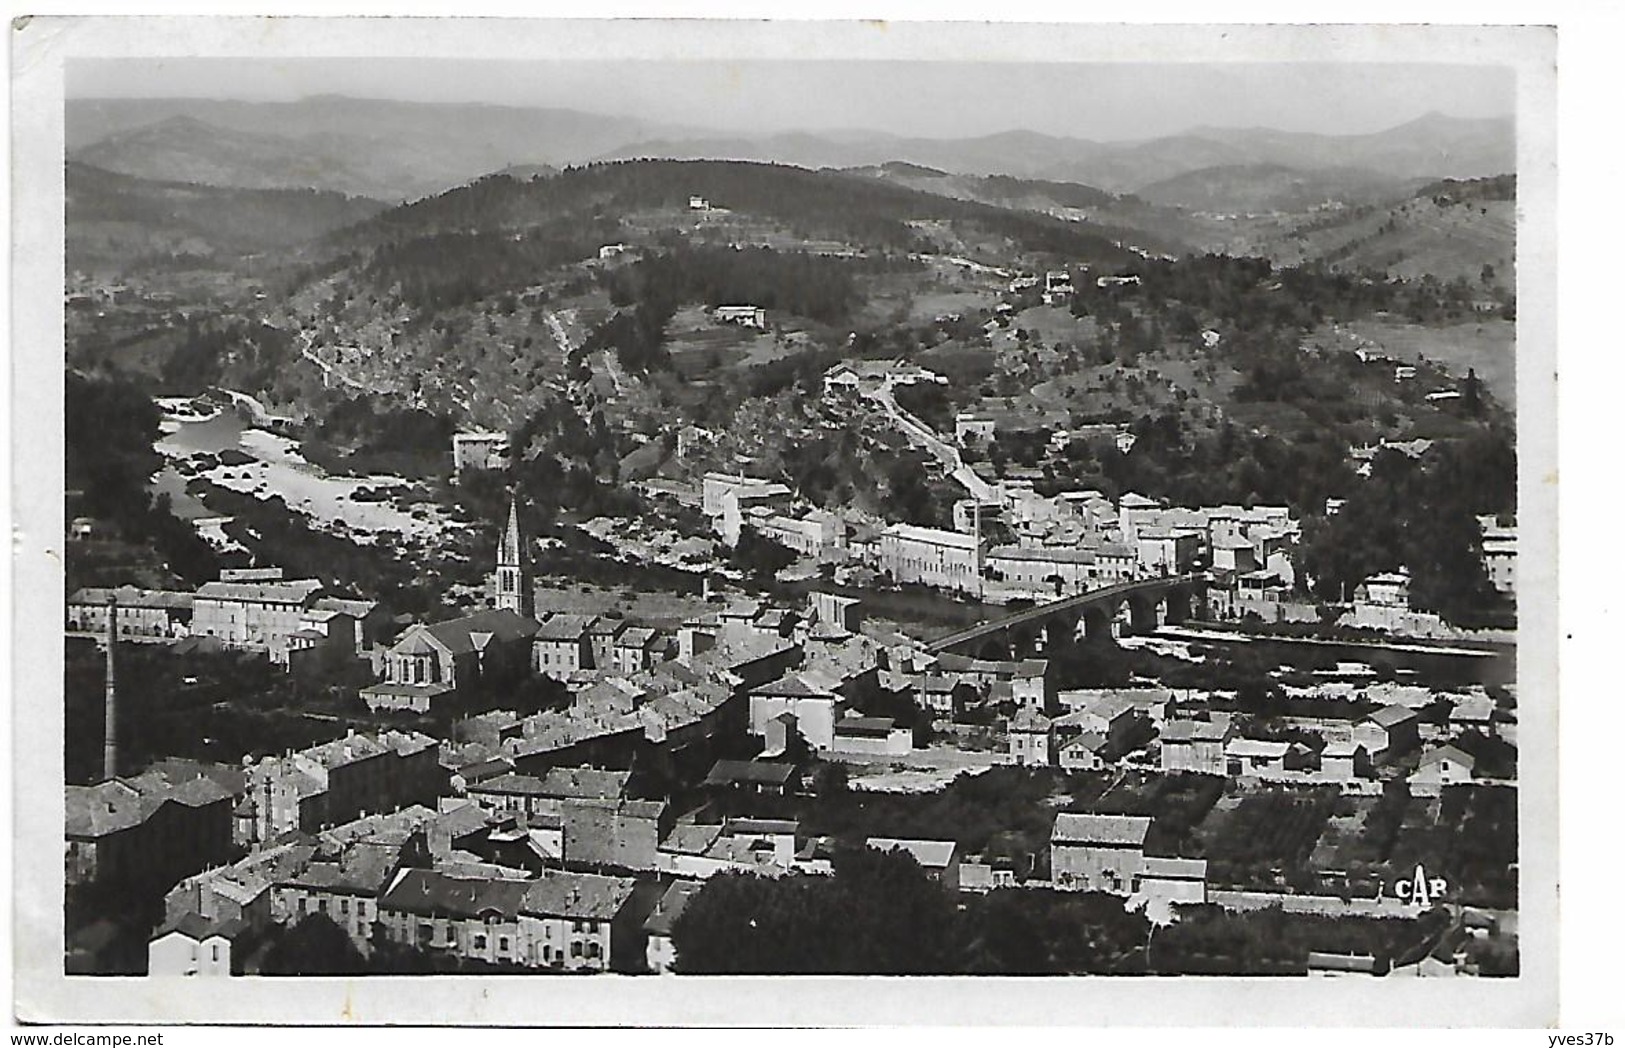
[11,15,1559,1027]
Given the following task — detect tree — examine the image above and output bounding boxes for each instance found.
[260,914,368,975]
[672,846,960,974]
[729,530,796,583]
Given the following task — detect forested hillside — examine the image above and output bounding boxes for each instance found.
[67,161,386,269]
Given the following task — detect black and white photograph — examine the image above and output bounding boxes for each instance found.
[11,13,1564,1028]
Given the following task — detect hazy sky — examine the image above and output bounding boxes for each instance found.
[68,58,1514,141]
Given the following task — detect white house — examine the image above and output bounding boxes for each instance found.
[147,913,244,977]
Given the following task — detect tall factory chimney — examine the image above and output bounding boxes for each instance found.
[103,593,117,781]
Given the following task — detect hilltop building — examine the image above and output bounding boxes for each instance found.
[713,305,767,329]
[452,431,510,474]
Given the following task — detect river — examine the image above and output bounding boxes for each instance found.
[151,397,468,551]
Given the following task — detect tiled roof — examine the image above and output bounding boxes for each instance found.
[381,869,531,920]
[153,913,247,942]
[196,580,323,605]
[422,609,541,653]
[534,613,598,643]
[472,768,629,800]
[703,760,796,787]
[520,870,637,921]
[68,586,194,610]
[1051,813,1151,846]
[660,823,724,856]
[643,879,704,937]
[867,837,957,869]
[1368,705,1419,727]
[1141,856,1208,880]
[1162,717,1232,743]
[750,674,835,700]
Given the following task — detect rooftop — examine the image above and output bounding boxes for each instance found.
[703,760,797,788]
[643,879,705,938]
[867,837,957,869]
[420,608,541,653]
[1051,812,1152,847]
[534,613,599,643]
[195,579,323,605]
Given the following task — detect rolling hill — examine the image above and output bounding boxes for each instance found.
[66,161,387,269]
[73,116,403,201]
[1263,175,1515,285]
[603,112,1516,193]
[1133,163,1417,214]
[67,96,681,202]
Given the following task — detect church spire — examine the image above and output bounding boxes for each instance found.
[499,495,525,569]
[493,495,533,618]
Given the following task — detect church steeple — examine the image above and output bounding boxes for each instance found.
[493,495,533,618]
[499,496,525,570]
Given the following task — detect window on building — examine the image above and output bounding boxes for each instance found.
[211,944,221,963]
[499,936,510,953]
[473,934,487,950]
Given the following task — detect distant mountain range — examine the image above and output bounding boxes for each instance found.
[67,96,682,203]
[68,96,1514,208]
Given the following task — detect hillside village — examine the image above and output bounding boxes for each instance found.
[62,95,1520,979]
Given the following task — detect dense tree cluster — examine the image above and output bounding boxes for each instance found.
[601,245,913,327]
[363,219,618,313]
[672,847,961,973]
[1149,904,1454,975]
[68,161,385,262]
[672,845,1151,975]
[1299,429,1514,622]
[64,639,354,783]
[65,369,222,587]
[1073,253,1486,332]
[1088,407,1356,518]
[300,393,455,478]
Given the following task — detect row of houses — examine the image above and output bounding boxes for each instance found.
[66,568,389,668]
[150,800,648,976]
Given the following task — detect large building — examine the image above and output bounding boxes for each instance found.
[702,473,793,546]
[241,730,441,844]
[190,576,325,662]
[362,608,540,714]
[1050,813,1151,895]
[65,771,236,890]
[65,587,194,642]
[874,524,984,596]
[375,868,639,972]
